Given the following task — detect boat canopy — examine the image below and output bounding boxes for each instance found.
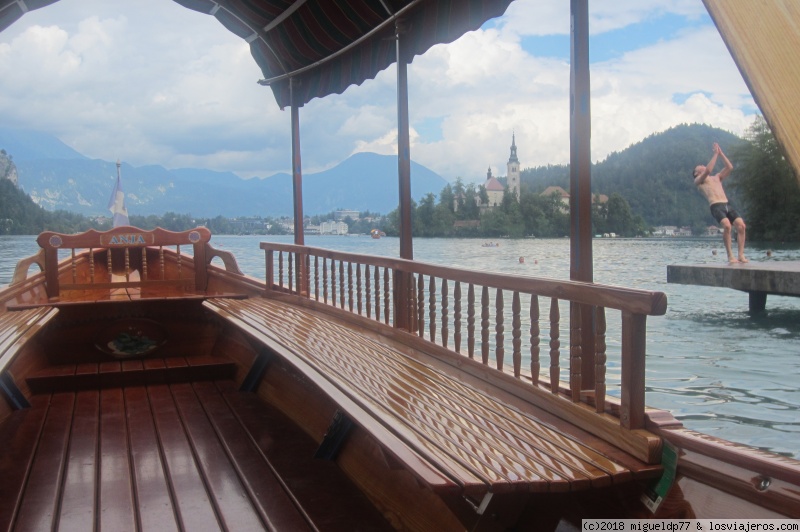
[703,0,800,184]
[0,0,512,108]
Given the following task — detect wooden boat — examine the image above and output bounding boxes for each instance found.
[2,1,800,530]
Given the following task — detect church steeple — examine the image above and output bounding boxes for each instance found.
[508,132,519,164]
[507,132,521,200]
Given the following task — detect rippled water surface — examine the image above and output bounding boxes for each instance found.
[2,234,799,458]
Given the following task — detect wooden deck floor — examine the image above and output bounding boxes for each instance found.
[0,373,392,531]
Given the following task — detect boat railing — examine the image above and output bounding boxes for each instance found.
[261,242,668,431]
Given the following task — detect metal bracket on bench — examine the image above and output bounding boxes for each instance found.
[0,372,30,410]
[239,348,273,392]
[314,410,354,461]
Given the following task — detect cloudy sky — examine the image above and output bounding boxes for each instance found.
[0,0,755,183]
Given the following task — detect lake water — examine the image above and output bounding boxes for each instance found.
[2,234,799,459]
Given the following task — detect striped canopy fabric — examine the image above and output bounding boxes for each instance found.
[173,0,515,108]
[0,0,512,108]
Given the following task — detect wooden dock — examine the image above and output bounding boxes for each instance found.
[667,261,800,312]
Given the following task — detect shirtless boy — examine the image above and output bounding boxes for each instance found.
[693,142,748,263]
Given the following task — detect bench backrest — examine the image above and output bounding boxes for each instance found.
[37,226,211,299]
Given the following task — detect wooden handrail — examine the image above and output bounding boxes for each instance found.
[260,242,668,431]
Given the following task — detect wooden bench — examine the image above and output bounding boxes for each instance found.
[203,296,663,502]
[8,226,246,309]
[0,306,59,408]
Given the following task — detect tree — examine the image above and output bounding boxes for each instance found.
[732,115,800,241]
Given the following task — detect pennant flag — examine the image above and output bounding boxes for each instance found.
[108,160,130,227]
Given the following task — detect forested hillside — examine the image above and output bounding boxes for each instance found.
[522,124,744,232]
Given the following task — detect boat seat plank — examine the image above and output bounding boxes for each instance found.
[0,306,59,375]
[26,355,236,393]
[211,380,394,531]
[205,297,658,496]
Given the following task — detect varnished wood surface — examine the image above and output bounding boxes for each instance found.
[0,307,59,372]
[206,296,661,496]
[0,377,392,531]
[26,355,235,393]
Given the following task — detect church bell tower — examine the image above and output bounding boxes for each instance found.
[507,133,521,200]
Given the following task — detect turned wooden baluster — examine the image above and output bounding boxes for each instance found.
[374,265,381,322]
[330,259,336,305]
[595,306,607,413]
[176,245,182,279]
[314,256,319,301]
[408,273,416,332]
[339,260,345,309]
[454,282,462,353]
[124,248,131,281]
[569,301,583,402]
[467,284,475,359]
[512,291,521,378]
[481,286,490,365]
[549,297,561,393]
[71,249,77,284]
[108,247,113,278]
[495,289,505,371]
[417,273,425,338]
[347,262,354,312]
[288,252,294,292]
[322,258,328,303]
[441,279,449,348]
[159,247,165,281]
[89,248,95,283]
[365,265,372,318]
[383,267,390,325]
[142,246,148,281]
[356,264,362,315]
[428,276,437,343]
[278,251,284,289]
[530,295,541,386]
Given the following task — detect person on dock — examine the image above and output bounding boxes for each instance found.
[693,142,748,263]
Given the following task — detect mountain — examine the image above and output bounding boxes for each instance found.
[0,128,448,217]
[522,123,745,229]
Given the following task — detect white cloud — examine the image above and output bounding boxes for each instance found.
[0,0,757,192]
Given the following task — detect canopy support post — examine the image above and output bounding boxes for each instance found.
[290,78,308,294]
[395,23,413,331]
[570,0,595,389]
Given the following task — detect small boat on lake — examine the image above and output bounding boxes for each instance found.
[1,1,799,530]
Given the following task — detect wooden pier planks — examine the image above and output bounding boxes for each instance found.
[667,261,800,311]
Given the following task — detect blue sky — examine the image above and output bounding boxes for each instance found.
[0,0,755,185]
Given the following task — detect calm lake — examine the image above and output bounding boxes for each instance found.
[2,234,799,459]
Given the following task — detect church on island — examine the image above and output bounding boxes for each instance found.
[474,133,607,213]
[479,133,521,210]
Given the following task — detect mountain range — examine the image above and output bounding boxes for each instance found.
[0,127,448,218]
